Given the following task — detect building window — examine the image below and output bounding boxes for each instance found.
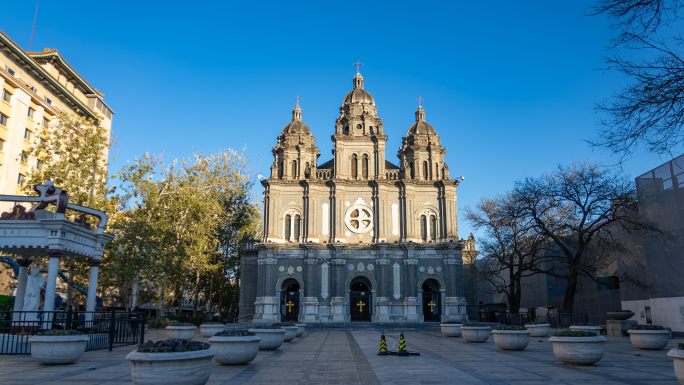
[409,162,414,179]
[36,159,41,170]
[278,161,283,179]
[291,160,297,178]
[0,114,7,127]
[27,108,35,119]
[285,214,291,241]
[17,174,24,185]
[42,117,49,127]
[0,139,5,152]
[294,215,301,240]
[5,66,15,76]
[430,215,437,240]
[420,215,427,241]
[1,90,10,103]
[44,97,52,105]
[351,154,358,178]
[362,154,369,179]
[435,163,439,179]
[20,152,27,163]
[24,129,31,140]
[423,161,429,180]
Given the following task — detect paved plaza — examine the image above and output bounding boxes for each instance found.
[0,328,681,385]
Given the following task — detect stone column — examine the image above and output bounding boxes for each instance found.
[444,190,457,241]
[405,190,417,241]
[330,245,347,322]
[85,258,102,321]
[333,185,346,242]
[307,191,320,242]
[302,249,319,322]
[42,249,63,329]
[443,245,468,322]
[12,257,31,321]
[374,245,391,322]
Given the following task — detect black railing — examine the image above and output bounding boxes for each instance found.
[0,308,145,354]
[544,313,588,328]
[477,310,588,327]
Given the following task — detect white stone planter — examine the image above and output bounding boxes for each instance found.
[199,323,226,337]
[461,326,492,343]
[295,323,306,337]
[248,328,286,350]
[548,335,607,365]
[209,335,261,365]
[126,348,216,385]
[667,347,684,385]
[166,326,197,340]
[492,330,531,350]
[440,324,463,337]
[569,325,602,333]
[29,335,89,364]
[607,311,635,320]
[627,329,670,350]
[281,326,298,342]
[525,324,551,337]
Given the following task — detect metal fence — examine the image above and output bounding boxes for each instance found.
[0,308,145,354]
[477,310,588,327]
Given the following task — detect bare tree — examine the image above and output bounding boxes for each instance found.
[590,0,684,160]
[465,193,544,314]
[514,162,653,313]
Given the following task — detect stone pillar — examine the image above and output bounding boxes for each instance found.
[302,247,319,322]
[42,249,63,329]
[307,191,320,242]
[403,245,420,321]
[330,249,347,322]
[377,190,388,241]
[374,245,391,322]
[12,257,31,321]
[254,253,279,323]
[405,190,417,241]
[85,258,102,321]
[444,190,457,241]
[333,185,346,242]
[443,245,468,322]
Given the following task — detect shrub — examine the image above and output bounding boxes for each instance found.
[272,322,296,327]
[214,330,256,337]
[35,329,85,336]
[571,323,599,327]
[553,331,598,337]
[137,339,210,353]
[678,342,684,350]
[442,321,463,324]
[612,309,633,312]
[495,325,526,331]
[169,322,195,327]
[0,295,14,312]
[201,322,223,325]
[253,325,282,329]
[631,324,665,330]
[526,321,549,325]
[462,323,489,327]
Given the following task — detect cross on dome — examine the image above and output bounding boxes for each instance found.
[294,95,302,106]
[353,60,364,74]
[416,96,424,107]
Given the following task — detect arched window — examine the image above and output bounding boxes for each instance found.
[435,163,439,179]
[294,215,301,240]
[362,154,369,179]
[292,161,297,178]
[285,214,291,241]
[305,162,311,178]
[430,215,437,240]
[409,162,414,179]
[423,161,429,180]
[278,162,283,179]
[420,215,427,241]
[351,154,358,178]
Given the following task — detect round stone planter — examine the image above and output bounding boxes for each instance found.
[248,328,286,350]
[525,324,551,337]
[461,326,492,343]
[281,326,298,342]
[569,325,602,334]
[295,323,306,337]
[166,326,197,340]
[29,335,89,364]
[440,324,463,337]
[607,311,635,320]
[627,329,670,350]
[126,348,216,385]
[548,335,607,365]
[199,324,226,337]
[209,335,261,365]
[492,330,531,350]
[667,347,684,385]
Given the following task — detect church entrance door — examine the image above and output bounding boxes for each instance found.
[350,280,371,322]
[422,279,441,322]
[281,280,300,322]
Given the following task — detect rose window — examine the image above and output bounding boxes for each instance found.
[345,205,373,234]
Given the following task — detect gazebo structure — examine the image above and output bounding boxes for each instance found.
[0,181,113,326]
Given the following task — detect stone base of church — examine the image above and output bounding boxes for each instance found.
[253,296,280,323]
[374,297,392,322]
[302,297,320,322]
[402,297,421,322]
[442,297,469,322]
[330,297,347,322]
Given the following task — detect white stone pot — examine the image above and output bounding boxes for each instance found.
[199,323,226,337]
[281,326,298,342]
[569,325,602,333]
[209,335,261,365]
[166,326,197,340]
[492,330,531,350]
[607,311,635,320]
[461,326,492,343]
[627,329,670,350]
[548,335,607,365]
[525,324,551,337]
[126,348,216,385]
[29,335,89,364]
[440,324,463,337]
[295,323,306,337]
[667,347,684,385]
[248,328,286,350]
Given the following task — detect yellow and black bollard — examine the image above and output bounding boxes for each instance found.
[397,332,409,356]
[378,334,389,355]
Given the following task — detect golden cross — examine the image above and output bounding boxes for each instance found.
[357,301,366,312]
[286,301,294,313]
[428,300,436,313]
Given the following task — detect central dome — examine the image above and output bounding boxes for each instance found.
[343,88,375,106]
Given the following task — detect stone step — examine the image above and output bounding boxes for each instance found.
[227,322,443,331]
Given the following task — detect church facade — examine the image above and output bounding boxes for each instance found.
[239,71,475,323]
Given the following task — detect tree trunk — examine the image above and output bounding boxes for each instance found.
[130,247,143,309]
[157,272,167,319]
[562,274,578,314]
[192,272,200,317]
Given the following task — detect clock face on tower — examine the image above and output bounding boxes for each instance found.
[345,204,373,234]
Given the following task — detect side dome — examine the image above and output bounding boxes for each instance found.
[282,120,311,134]
[343,88,375,106]
[407,120,437,136]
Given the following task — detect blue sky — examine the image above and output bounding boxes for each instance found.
[1,1,669,240]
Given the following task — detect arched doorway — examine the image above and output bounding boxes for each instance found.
[422,279,441,322]
[350,277,371,322]
[280,278,300,322]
